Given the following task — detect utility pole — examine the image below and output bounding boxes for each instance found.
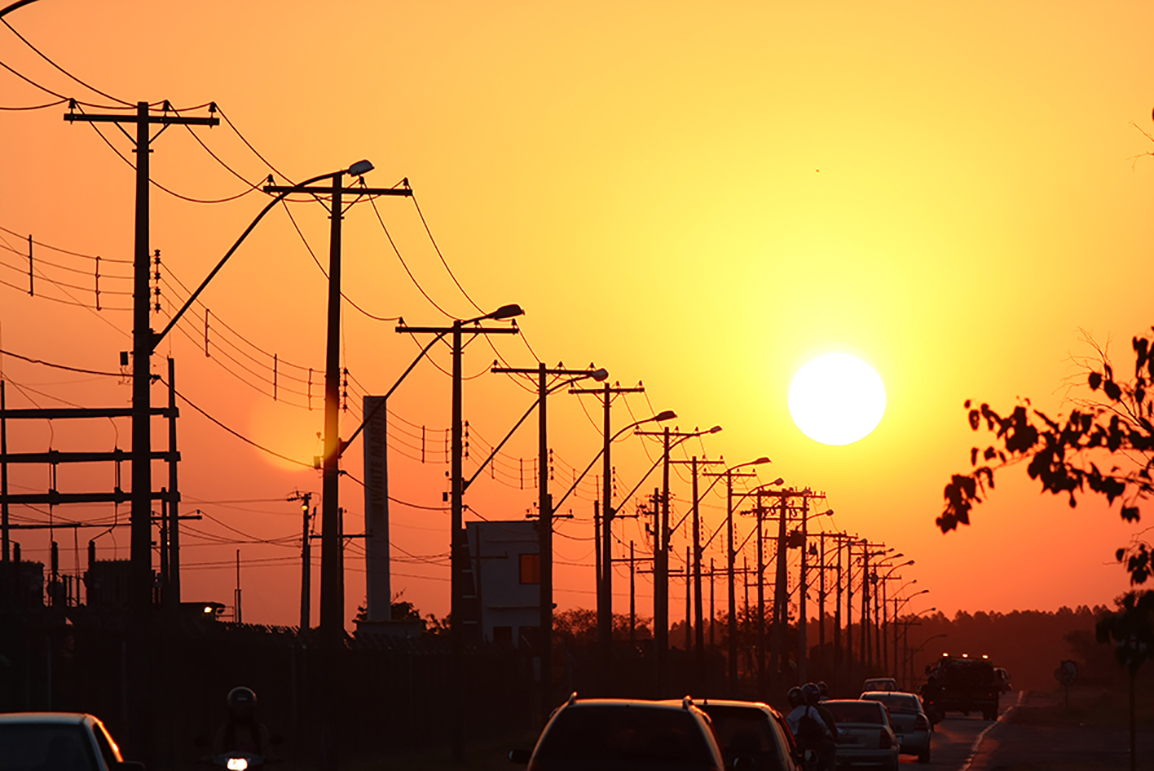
[399,309,521,763]
[667,454,722,689]
[264,173,412,646]
[636,426,721,692]
[709,557,716,649]
[755,490,767,694]
[491,362,606,719]
[64,101,217,614]
[770,493,789,681]
[703,464,762,695]
[569,381,644,683]
[629,541,636,646]
[165,358,181,606]
[799,495,809,682]
[685,545,692,651]
[291,491,313,630]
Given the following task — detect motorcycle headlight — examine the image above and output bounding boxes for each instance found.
[227,758,249,771]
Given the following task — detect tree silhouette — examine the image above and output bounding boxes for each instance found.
[940,328,1154,585]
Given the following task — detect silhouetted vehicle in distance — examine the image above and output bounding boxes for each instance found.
[920,653,1000,722]
[820,700,899,771]
[994,667,1012,693]
[860,677,897,693]
[0,712,145,771]
[510,695,725,771]
[667,699,801,771]
[858,691,931,764]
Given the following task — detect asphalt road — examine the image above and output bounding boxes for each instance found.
[897,691,1020,770]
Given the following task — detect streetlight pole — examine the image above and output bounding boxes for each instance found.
[490,363,608,717]
[893,588,929,677]
[636,425,722,692]
[704,457,769,694]
[265,166,413,644]
[570,382,648,683]
[399,305,524,762]
[552,407,677,688]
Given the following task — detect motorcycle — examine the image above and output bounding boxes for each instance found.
[208,751,266,771]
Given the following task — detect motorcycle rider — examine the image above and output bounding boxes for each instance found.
[786,683,836,771]
[212,686,273,760]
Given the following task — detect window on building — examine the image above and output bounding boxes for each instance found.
[520,553,540,584]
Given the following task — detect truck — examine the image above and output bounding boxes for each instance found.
[920,653,1000,722]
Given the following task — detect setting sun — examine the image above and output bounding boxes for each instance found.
[788,352,887,446]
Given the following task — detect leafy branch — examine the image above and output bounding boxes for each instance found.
[940,328,1154,584]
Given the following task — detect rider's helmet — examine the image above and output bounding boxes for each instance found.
[817,681,829,700]
[801,682,821,706]
[787,687,803,708]
[226,686,257,722]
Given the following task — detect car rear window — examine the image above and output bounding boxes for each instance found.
[0,723,100,771]
[862,693,920,713]
[535,705,715,771]
[699,706,789,771]
[823,702,884,725]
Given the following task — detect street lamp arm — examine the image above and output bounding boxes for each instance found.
[552,410,675,512]
[464,397,539,490]
[339,329,451,458]
[0,0,38,17]
[152,165,358,353]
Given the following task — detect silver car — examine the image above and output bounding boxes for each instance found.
[859,691,931,764]
[820,700,899,771]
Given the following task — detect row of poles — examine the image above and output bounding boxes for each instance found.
[0,62,935,764]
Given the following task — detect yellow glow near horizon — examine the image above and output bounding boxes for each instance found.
[789,353,887,446]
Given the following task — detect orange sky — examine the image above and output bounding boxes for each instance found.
[2,1,1153,629]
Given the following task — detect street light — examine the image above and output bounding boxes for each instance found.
[892,588,930,677]
[873,558,913,672]
[634,423,724,691]
[0,0,38,18]
[488,361,609,720]
[702,457,770,693]
[396,305,525,762]
[551,408,676,682]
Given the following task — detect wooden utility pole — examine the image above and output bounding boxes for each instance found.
[65,101,217,615]
[265,174,412,646]
[569,381,644,683]
[400,313,520,763]
[492,362,606,719]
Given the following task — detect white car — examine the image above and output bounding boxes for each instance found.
[0,712,145,771]
[821,699,899,771]
[859,691,931,764]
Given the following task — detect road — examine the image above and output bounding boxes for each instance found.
[898,691,1020,770]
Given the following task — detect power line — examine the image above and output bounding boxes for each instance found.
[1,18,132,107]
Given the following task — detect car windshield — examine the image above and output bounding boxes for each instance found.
[0,723,100,771]
[862,694,921,714]
[699,706,789,771]
[535,706,715,771]
[823,702,885,725]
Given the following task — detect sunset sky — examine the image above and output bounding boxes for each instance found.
[2,1,1153,630]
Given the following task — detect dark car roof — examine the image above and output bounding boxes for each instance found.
[532,699,723,771]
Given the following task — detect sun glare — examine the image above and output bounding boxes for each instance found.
[788,352,886,446]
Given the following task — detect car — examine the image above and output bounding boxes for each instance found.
[861,677,898,693]
[858,691,931,764]
[510,695,726,771]
[680,699,801,771]
[820,699,899,771]
[0,712,145,771]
